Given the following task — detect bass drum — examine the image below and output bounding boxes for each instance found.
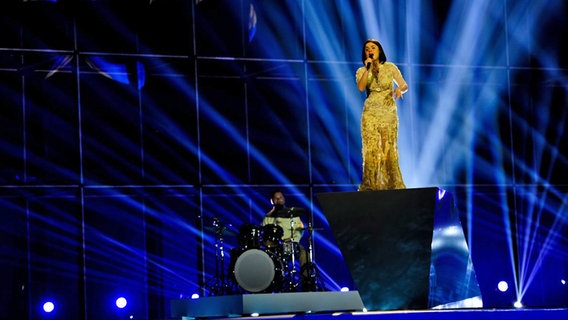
[233,248,283,293]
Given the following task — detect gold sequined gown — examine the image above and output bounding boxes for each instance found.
[356,62,406,190]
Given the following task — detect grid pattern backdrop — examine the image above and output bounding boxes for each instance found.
[1,1,567,319]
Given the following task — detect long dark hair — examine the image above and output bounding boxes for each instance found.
[361,39,387,65]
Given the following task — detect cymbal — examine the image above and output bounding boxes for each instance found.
[275,206,306,218]
[296,227,324,232]
[204,226,237,236]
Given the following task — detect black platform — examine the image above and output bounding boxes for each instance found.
[317,187,482,311]
[170,291,365,318]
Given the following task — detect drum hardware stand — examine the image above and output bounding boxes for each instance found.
[300,220,325,292]
[271,207,325,292]
[202,217,234,296]
[283,216,300,292]
[279,208,312,292]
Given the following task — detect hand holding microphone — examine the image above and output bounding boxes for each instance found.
[366,53,374,70]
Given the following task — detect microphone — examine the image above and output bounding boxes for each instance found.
[366,53,374,69]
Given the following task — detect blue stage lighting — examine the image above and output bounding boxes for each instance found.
[191,293,200,300]
[42,301,55,313]
[248,3,257,42]
[115,297,127,309]
[85,57,146,89]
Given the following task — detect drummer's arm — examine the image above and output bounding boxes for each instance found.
[266,207,276,217]
[294,217,305,239]
[261,216,274,226]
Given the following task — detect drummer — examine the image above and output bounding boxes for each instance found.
[261,191,307,270]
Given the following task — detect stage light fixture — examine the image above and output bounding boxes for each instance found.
[191,293,200,299]
[42,301,55,313]
[115,297,127,309]
[513,300,523,309]
[340,287,350,292]
[497,281,509,292]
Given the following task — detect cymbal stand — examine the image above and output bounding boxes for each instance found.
[290,215,299,266]
[302,213,325,292]
[275,212,293,292]
[203,218,232,296]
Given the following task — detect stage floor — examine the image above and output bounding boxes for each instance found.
[171,291,567,320]
[177,308,568,320]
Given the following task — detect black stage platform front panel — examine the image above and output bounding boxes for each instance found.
[317,187,481,311]
[170,291,365,318]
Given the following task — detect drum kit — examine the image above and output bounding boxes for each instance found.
[202,207,323,296]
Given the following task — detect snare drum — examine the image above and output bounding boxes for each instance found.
[233,248,283,293]
[282,240,300,257]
